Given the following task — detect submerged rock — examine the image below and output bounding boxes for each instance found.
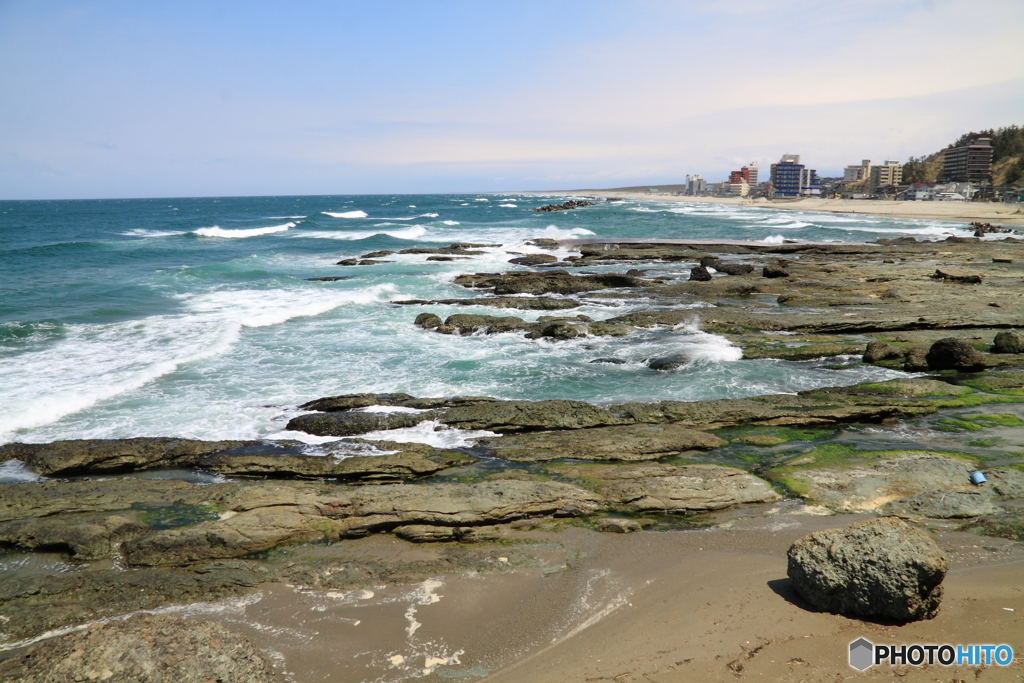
[925,338,988,372]
[0,614,276,683]
[787,517,948,621]
[595,517,642,533]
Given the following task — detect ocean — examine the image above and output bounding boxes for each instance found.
[0,193,975,452]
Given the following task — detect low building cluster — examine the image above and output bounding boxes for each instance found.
[672,134,1022,202]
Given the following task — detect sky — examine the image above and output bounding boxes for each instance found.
[1,0,1022,199]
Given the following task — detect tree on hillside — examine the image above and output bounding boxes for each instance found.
[903,156,929,183]
[950,125,1023,162]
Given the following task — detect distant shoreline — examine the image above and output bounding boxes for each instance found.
[530,190,1024,227]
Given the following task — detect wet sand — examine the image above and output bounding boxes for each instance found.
[556,191,1024,227]
[180,503,1024,683]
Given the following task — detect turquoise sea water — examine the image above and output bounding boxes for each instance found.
[0,194,977,448]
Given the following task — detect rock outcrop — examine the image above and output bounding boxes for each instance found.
[479,423,725,462]
[0,614,276,683]
[594,463,781,512]
[787,517,948,621]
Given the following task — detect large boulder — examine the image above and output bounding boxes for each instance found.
[925,338,987,372]
[688,265,713,282]
[863,340,903,363]
[992,330,1024,354]
[787,517,948,621]
[0,614,276,683]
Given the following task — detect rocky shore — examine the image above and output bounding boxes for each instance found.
[2,234,1024,681]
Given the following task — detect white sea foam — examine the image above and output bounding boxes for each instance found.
[440,220,460,226]
[499,203,518,208]
[356,405,430,415]
[322,210,368,219]
[0,284,397,443]
[120,229,188,238]
[474,198,489,202]
[0,460,45,483]
[759,234,786,244]
[192,222,295,238]
[541,225,596,239]
[357,420,498,448]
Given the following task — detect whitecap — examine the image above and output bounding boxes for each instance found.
[296,225,427,241]
[419,213,439,218]
[759,234,786,244]
[541,225,596,239]
[441,220,460,226]
[192,222,294,238]
[120,229,187,238]
[474,198,489,202]
[322,210,368,219]
[357,420,498,448]
[0,284,397,442]
[499,204,518,208]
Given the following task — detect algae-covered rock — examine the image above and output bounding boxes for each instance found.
[787,517,947,621]
[0,438,255,476]
[0,614,276,683]
[925,338,988,372]
[863,340,904,363]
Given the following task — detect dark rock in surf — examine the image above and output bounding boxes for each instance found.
[688,265,713,282]
[286,410,432,437]
[762,264,790,278]
[925,338,987,372]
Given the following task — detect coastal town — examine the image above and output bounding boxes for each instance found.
[674,125,1024,204]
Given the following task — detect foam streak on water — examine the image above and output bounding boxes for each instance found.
[0,193,940,445]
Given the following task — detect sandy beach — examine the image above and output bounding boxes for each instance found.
[562,191,1024,227]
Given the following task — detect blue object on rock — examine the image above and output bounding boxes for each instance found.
[970,471,987,485]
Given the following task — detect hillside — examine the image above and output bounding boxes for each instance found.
[904,124,1024,185]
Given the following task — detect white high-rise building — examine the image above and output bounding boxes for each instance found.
[747,162,759,187]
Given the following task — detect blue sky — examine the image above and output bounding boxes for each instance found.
[1,0,1022,199]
